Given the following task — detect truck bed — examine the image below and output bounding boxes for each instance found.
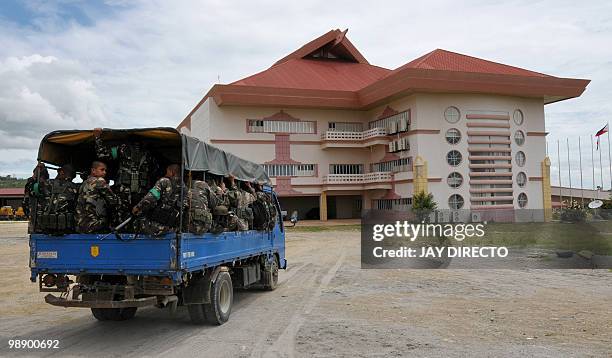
[30,227,286,283]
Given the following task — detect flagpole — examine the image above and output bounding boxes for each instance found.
[599,138,604,189]
[567,138,572,203]
[558,140,563,207]
[579,136,584,206]
[598,123,612,190]
[591,135,595,191]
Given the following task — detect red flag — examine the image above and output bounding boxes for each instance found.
[596,124,608,150]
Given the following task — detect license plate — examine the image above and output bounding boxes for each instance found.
[37,251,58,259]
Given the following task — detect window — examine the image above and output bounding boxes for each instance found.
[263,164,315,177]
[247,119,315,134]
[330,164,364,175]
[515,151,526,167]
[328,122,363,132]
[514,130,525,146]
[448,194,464,209]
[444,106,460,124]
[517,172,527,187]
[447,150,462,166]
[368,110,410,130]
[446,128,461,145]
[447,172,463,188]
[518,193,528,208]
[513,110,524,125]
[373,198,412,210]
[371,157,412,173]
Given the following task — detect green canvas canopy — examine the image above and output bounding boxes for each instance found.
[37,127,271,185]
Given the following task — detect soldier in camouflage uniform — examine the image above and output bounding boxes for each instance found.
[93,128,158,228]
[39,164,80,234]
[132,164,181,236]
[76,161,119,233]
[226,176,253,231]
[23,163,49,233]
[253,183,278,231]
[183,180,213,235]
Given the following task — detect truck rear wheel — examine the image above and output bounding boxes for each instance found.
[203,271,233,325]
[91,307,137,321]
[262,256,279,290]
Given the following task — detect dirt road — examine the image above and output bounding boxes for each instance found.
[0,223,611,357]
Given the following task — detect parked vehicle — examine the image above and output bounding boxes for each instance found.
[0,206,14,220]
[30,128,286,325]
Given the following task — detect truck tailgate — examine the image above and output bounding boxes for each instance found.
[30,233,177,275]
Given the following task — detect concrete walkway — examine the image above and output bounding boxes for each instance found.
[286,219,360,227]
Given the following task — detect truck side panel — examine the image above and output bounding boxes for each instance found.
[30,233,177,278]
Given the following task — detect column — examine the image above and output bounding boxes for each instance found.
[320,191,328,221]
[541,157,552,222]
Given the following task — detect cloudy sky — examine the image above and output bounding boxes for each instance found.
[0,0,611,189]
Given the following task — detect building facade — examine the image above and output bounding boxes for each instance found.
[178,29,589,220]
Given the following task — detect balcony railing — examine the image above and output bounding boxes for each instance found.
[322,172,392,184]
[321,127,387,141]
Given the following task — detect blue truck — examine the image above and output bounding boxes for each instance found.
[29,128,286,324]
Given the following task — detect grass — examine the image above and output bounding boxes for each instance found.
[287,224,361,232]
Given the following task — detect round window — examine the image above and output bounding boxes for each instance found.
[514,130,525,146]
[518,193,528,208]
[445,128,461,145]
[447,150,462,166]
[513,110,524,125]
[447,172,463,188]
[444,106,460,124]
[449,194,464,210]
[517,172,527,187]
[515,151,526,167]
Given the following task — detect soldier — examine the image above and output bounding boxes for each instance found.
[39,164,79,234]
[184,180,213,235]
[93,128,158,228]
[76,161,119,233]
[132,164,181,236]
[225,176,250,231]
[23,163,49,233]
[252,183,278,231]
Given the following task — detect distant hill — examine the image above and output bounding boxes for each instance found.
[0,175,27,188]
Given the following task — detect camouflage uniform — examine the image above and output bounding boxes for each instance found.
[95,137,158,226]
[253,190,277,231]
[226,184,253,231]
[76,176,119,233]
[183,181,213,235]
[23,177,49,233]
[134,176,181,236]
[39,178,80,234]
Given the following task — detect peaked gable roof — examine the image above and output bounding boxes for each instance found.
[394,49,550,77]
[231,58,390,91]
[274,29,369,65]
[179,30,590,129]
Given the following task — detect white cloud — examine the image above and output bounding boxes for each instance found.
[0,0,611,186]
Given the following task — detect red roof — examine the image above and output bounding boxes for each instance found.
[179,29,589,127]
[0,188,24,197]
[394,49,550,78]
[232,58,390,91]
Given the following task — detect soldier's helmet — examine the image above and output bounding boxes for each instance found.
[193,180,208,191]
[213,205,229,216]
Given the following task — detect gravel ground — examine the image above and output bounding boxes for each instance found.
[0,223,610,357]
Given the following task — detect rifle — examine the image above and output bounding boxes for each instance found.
[100,216,133,241]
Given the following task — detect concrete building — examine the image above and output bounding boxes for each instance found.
[178,29,589,221]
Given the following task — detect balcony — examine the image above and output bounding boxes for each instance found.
[322,172,393,190]
[320,128,388,149]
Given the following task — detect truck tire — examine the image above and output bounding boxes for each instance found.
[91,307,137,321]
[262,256,279,291]
[187,303,208,324]
[203,271,233,325]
